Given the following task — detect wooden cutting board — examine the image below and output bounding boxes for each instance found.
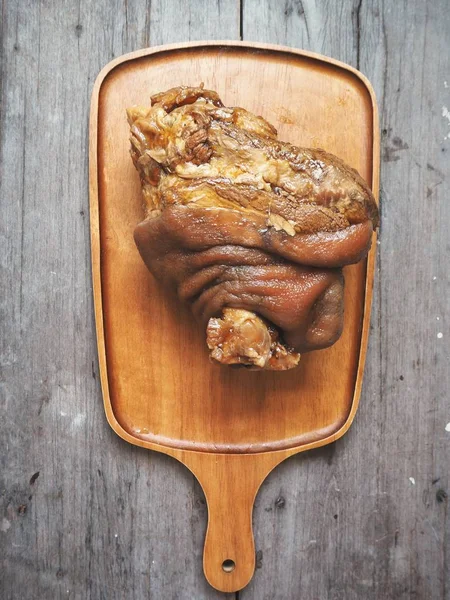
[89,41,379,593]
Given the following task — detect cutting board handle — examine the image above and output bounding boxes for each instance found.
[185,453,279,593]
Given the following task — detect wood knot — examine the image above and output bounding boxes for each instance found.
[275,496,285,509]
[436,489,448,503]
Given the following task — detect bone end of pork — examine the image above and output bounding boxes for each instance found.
[206,308,301,371]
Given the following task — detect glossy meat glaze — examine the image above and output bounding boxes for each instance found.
[127,85,378,370]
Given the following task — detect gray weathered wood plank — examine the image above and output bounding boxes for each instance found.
[0,1,239,599]
[242,0,360,65]
[241,1,450,598]
[2,0,450,598]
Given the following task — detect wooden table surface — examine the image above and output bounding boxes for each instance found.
[1,1,449,599]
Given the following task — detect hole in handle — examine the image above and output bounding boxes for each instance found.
[222,559,236,573]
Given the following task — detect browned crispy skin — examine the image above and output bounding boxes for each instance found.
[128,85,378,370]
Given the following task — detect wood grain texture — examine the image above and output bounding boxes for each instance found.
[0,2,238,600]
[1,0,449,599]
[242,1,450,599]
